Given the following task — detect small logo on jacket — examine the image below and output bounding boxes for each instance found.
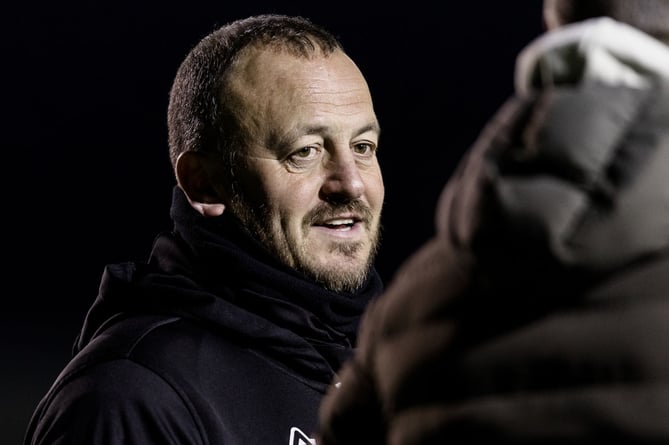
[289,426,316,445]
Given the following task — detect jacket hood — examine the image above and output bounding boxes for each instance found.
[515,17,669,95]
[435,19,669,289]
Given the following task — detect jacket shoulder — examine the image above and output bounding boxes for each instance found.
[24,315,207,445]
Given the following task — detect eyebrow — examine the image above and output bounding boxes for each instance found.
[269,120,381,154]
[354,121,382,138]
[292,121,381,139]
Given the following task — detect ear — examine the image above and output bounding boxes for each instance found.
[175,151,227,217]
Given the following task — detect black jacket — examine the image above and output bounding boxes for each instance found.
[25,187,382,445]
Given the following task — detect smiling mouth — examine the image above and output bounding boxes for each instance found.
[315,217,362,231]
[307,201,372,233]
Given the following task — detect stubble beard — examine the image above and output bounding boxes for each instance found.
[228,194,381,293]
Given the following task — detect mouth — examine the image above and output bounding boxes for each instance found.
[314,216,362,232]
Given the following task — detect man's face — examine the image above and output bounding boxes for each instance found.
[224,46,384,292]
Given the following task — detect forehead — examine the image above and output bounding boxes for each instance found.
[230,43,367,85]
[224,46,376,132]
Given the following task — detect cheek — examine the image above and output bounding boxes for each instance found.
[265,177,319,216]
[365,170,385,211]
[239,163,300,208]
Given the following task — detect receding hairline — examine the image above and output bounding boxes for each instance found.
[166,14,347,169]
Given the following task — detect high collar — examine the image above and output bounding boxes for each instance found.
[167,186,383,346]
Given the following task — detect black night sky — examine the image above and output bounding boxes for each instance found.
[3,2,544,442]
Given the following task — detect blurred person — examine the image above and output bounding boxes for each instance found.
[25,14,385,445]
[318,0,669,443]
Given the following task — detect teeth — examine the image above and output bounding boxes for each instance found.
[327,218,354,225]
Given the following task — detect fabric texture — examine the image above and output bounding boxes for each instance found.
[24,187,382,445]
[318,18,669,445]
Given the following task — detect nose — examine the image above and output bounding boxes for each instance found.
[320,150,365,203]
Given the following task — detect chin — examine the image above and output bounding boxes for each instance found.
[293,253,363,290]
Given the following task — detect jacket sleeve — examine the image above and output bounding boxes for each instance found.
[24,359,205,445]
[318,81,669,444]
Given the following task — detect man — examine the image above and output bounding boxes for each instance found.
[318,0,669,443]
[25,14,384,445]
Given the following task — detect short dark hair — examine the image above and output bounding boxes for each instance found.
[545,0,669,44]
[167,14,343,171]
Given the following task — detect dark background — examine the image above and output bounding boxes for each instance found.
[3,2,544,443]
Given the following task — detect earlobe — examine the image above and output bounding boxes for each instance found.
[175,151,226,217]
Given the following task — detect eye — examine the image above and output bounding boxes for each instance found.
[352,142,376,156]
[292,146,317,159]
[286,145,322,170]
